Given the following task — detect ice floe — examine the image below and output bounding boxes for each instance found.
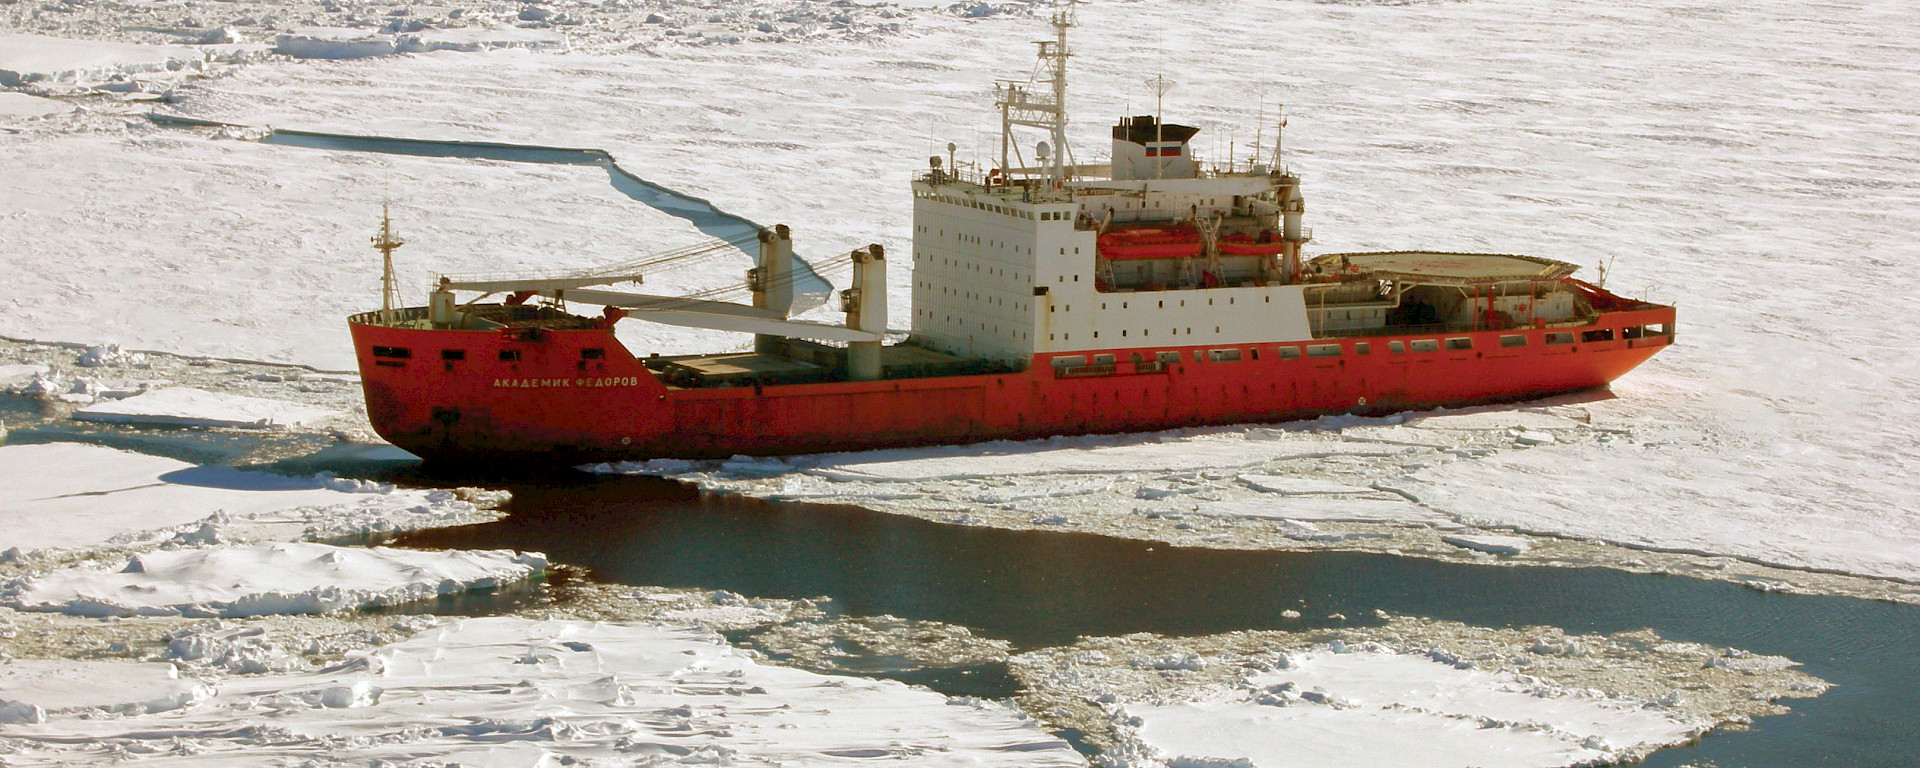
[1125,650,1696,768]
[0,660,210,723]
[1441,534,1535,555]
[0,92,68,122]
[3,541,545,617]
[272,26,568,59]
[71,386,342,429]
[0,362,50,387]
[0,33,207,87]
[0,443,499,555]
[0,617,1084,766]
[1012,617,1828,768]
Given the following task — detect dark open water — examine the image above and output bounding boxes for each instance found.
[394,473,1920,768]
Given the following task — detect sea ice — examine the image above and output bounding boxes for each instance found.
[1441,534,1535,555]
[0,362,49,387]
[0,443,496,554]
[70,386,342,429]
[1407,409,1583,432]
[1192,498,1445,526]
[1015,620,1826,768]
[271,27,568,59]
[0,92,67,121]
[1128,650,1700,768]
[2,0,1917,594]
[0,660,210,718]
[0,617,1084,767]
[3,541,547,617]
[0,33,207,87]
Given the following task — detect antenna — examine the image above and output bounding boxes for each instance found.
[1274,103,1287,172]
[372,204,404,322]
[1253,96,1267,170]
[1147,74,1175,180]
[996,2,1077,188]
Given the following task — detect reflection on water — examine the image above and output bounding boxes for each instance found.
[393,474,1920,768]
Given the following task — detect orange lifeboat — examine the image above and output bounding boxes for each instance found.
[1097,223,1202,260]
[1218,229,1289,256]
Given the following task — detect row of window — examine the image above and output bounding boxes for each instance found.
[919,192,1070,222]
[370,347,603,363]
[1044,325,1666,369]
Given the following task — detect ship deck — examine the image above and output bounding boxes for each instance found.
[647,340,1010,389]
[1311,251,1578,283]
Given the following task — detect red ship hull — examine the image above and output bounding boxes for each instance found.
[350,305,1674,464]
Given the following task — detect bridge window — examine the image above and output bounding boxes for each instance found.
[372,346,411,359]
[1208,349,1242,362]
[1445,337,1474,350]
[1410,339,1440,352]
[1581,329,1615,343]
[499,350,522,362]
[1545,332,1575,345]
[581,348,605,360]
[439,349,464,361]
[1500,335,1527,348]
[1278,346,1301,359]
[1157,351,1182,364]
[1307,344,1343,358]
[1052,355,1086,369]
[1354,342,1370,355]
[1388,341,1405,354]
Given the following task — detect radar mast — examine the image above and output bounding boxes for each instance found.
[996,1,1077,186]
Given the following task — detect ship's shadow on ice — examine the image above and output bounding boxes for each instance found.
[154,465,340,493]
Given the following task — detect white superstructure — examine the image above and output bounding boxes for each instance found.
[908,6,1314,366]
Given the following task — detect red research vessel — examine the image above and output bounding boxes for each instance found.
[349,11,1674,464]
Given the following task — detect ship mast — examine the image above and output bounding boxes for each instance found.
[372,205,404,323]
[997,2,1076,186]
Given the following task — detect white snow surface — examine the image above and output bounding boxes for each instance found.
[0,362,50,386]
[0,92,66,120]
[0,33,205,87]
[70,386,340,428]
[2,0,1917,586]
[4,541,546,617]
[0,443,487,554]
[0,660,209,720]
[0,617,1083,766]
[1123,649,1702,768]
[272,26,568,59]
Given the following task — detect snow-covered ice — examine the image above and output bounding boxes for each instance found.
[0,33,206,87]
[272,26,568,60]
[0,660,209,723]
[70,386,342,429]
[4,541,546,617]
[1128,650,1696,768]
[2,0,1885,587]
[0,92,67,121]
[0,362,50,387]
[0,443,497,554]
[0,0,1909,763]
[0,617,1084,767]
[1013,617,1828,768]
